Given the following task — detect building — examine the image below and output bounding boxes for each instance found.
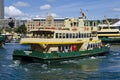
[0,19,25,29]
[0,0,4,19]
[26,15,101,32]
[26,15,65,32]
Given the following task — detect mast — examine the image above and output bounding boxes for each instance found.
[104,16,110,28]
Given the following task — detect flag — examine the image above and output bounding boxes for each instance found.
[82,12,85,17]
[80,8,85,18]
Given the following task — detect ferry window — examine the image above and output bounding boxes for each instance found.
[76,33,78,38]
[65,46,68,49]
[84,33,86,38]
[81,33,83,38]
[98,27,101,30]
[47,34,50,38]
[74,22,77,26]
[90,34,92,37]
[79,33,81,38]
[83,34,84,38]
[85,33,87,38]
[77,22,78,27]
[84,34,86,38]
[90,33,92,37]
[68,33,70,38]
[42,34,44,38]
[71,23,73,27]
[59,33,62,38]
[93,33,97,37]
[58,46,62,52]
[70,33,72,38]
[91,44,93,48]
[91,34,94,37]
[73,33,75,38]
[110,27,116,29]
[63,33,65,38]
[66,33,69,38]
[86,33,88,38]
[87,33,89,38]
[88,33,90,37]
[59,35,62,38]
[103,27,108,29]
[59,33,61,35]
[95,33,97,37]
[51,34,54,38]
[90,44,92,48]
[61,45,64,51]
[56,33,58,38]
[37,34,40,38]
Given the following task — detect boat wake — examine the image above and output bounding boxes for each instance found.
[9,60,21,67]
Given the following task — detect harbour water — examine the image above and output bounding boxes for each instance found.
[0,43,120,80]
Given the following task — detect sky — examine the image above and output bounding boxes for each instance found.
[4,0,120,20]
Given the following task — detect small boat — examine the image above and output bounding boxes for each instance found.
[13,17,110,63]
[97,20,120,43]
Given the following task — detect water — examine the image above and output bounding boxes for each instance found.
[0,43,120,80]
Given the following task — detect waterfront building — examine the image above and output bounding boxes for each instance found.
[25,15,65,32]
[25,15,101,32]
[0,19,26,28]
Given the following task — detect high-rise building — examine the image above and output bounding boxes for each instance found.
[0,0,4,19]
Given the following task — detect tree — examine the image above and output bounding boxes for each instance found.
[8,20,15,28]
[15,24,27,34]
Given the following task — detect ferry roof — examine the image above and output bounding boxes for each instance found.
[32,17,65,21]
[20,38,101,45]
[98,24,119,28]
[30,28,80,33]
[113,20,120,26]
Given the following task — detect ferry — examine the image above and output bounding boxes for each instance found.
[13,17,110,63]
[98,24,120,43]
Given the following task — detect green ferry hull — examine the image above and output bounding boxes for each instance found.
[0,35,6,47]
[13,46,110,63]
[100,38,120,43]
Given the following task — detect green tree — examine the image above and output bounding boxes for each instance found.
[8,20,15,28]
[15,24,27,34]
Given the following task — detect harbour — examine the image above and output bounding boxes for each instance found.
[0,43,120,80]
[0,0,120,80]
